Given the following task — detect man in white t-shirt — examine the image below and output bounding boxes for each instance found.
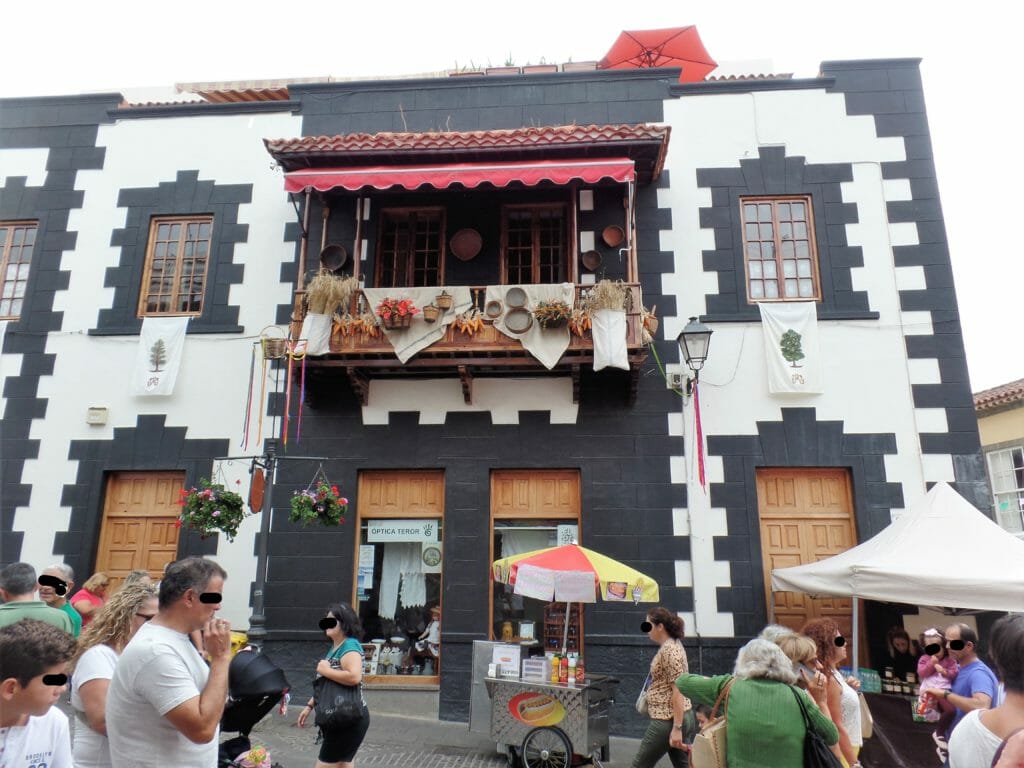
[106,557,232,768]
[0,618,77,768]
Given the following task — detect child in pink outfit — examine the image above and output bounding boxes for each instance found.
[916,628,959,741]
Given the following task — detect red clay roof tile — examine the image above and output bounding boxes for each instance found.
[264,123,668,155]
[975,377,1024,412]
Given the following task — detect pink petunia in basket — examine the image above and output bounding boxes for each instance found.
[236,745,270,768]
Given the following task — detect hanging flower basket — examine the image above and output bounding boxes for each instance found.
[375,297,419,330]
[290,478,348,527]
[177,479,247,542]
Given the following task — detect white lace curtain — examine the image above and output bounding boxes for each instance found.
[378,543,427,620]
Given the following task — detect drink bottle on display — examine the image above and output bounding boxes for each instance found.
[550,654,561,683]
[559,654,569,683]
[567,654,577,685]
[575,656,585,683]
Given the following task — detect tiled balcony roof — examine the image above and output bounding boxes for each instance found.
[265,123,670,182]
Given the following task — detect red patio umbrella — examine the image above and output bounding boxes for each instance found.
[599,26,717,83]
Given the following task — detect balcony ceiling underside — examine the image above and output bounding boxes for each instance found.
[304,346,648,406]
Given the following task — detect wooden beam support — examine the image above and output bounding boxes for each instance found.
[571,364,581,404]
[345,367,369,405]
[458,365,473,404]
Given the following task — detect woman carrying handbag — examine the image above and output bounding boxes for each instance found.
[297,603,370,768]
[633,607,696,768]
[676,639,839,767]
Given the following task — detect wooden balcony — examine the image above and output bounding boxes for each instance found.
[293,284,649,405]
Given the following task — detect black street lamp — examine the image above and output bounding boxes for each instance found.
[676,316,714,395]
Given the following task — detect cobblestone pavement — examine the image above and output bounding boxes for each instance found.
[246,712,511,767]
[62,701,641,766]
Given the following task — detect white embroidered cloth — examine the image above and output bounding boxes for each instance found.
[486,283,574,369]
[362,286,473,363]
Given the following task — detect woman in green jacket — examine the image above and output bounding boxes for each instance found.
[675,638,838,768]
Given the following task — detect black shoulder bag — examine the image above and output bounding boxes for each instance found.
[789,686,843,768]
[312,648,364,730]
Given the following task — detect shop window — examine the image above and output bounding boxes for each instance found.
[490,469,580,650]
[355,470,444,679]
[493,520,581,652]
[740,196,820,302]
[502,204,567,284]
[138,215,213,316]
[0,221,37,319]
[988,446,1024,534]
[376,208,444,287]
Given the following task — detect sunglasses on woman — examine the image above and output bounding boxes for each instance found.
[319,617,339,630]
[640,620,655,633]
[834,635,846,647]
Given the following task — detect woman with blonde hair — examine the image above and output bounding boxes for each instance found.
[70,582,158,767]
[70,572,111,627]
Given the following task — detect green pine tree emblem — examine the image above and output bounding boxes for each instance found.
[149,339,168,372]
[779,329,805,368]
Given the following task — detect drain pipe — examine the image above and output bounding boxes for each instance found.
[681,388,706,673]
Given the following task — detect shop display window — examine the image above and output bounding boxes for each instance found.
[492,520,579,648]
[355,518,442,675]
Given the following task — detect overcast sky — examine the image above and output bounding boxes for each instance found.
[3,1,1018,390]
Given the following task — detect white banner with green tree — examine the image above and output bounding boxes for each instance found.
[131,316,189,396]
[757,301,823,394]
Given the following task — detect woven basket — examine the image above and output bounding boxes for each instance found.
[381,314,413,331]
[261,337,288,360]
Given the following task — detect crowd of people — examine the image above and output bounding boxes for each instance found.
[0,558,370,768]
[4,555,1024,768]
[628,608,1024,768]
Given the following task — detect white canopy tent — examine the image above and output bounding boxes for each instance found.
[771,482,1024,670]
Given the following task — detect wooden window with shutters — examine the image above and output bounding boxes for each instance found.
[501,204,567,284]
[0,221,37,319]
[375,208,445,288]
[740,196,821,302]
[138,215,214,316]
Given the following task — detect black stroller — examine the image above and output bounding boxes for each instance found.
[219,649,290,767]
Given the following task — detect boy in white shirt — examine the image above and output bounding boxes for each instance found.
[0,618,77,768]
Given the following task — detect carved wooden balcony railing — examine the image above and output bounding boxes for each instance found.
[291,284,649,405]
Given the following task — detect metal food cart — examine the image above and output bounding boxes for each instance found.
[484,674,618,768]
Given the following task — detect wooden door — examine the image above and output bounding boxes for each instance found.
[758,469,857,639]
[96,472,183,591]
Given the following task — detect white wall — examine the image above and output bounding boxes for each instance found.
[8,109,301,627]
[659,86,942,635]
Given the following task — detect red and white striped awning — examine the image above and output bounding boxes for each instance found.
[283,158,635,193]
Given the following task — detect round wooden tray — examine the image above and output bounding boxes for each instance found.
[450,228,483,261]
[505,307,533,333]
[505,286,527,307]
